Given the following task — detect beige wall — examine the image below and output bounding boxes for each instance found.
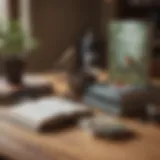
[0,0,9,30]
[27,0,102,72]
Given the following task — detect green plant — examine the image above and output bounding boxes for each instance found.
[0,20,38,58]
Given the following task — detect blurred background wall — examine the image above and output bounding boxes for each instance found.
[28,0,103,72]
[0,0,116,72]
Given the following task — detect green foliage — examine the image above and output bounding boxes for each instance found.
[0,20,38,58]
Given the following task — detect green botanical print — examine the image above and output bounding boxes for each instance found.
[107,21,150,85]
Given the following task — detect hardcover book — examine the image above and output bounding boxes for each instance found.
[108,20,151,85]
[83,84,150,116]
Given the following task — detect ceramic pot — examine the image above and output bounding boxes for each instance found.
[4,58,25,86]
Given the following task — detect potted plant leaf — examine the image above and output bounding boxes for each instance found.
[0,20,38,86]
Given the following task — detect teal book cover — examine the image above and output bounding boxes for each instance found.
[108,20,151,85]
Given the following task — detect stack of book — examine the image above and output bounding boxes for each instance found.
[83,84,150,116]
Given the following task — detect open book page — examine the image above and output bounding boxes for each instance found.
[9,97,91,131]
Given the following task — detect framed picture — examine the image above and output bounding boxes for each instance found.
[108,20,151,85]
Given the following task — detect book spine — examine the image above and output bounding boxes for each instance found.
[84,96,122,116]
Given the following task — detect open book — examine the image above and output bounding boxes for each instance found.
[2,97,92,132]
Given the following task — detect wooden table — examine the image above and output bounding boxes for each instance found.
[0,72,160,160]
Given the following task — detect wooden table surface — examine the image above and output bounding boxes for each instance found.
[0,72,160,160]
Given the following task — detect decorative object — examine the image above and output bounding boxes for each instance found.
[108,20,150,86]
[0,20,38,85]
[79,116,134,140]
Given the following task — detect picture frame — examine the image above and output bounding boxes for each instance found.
[107,20,152,85]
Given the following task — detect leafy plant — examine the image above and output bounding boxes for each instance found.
[0,20,38,58]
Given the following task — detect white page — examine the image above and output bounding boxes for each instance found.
[10,97,89,126]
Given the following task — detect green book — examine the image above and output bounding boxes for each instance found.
[108,20,151,86]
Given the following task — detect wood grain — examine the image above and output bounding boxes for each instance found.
[1,119,160,160]
[0,72,160,160]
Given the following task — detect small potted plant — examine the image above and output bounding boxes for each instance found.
[0,20,38,86]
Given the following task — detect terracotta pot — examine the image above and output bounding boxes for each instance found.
[4,58,25,86]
